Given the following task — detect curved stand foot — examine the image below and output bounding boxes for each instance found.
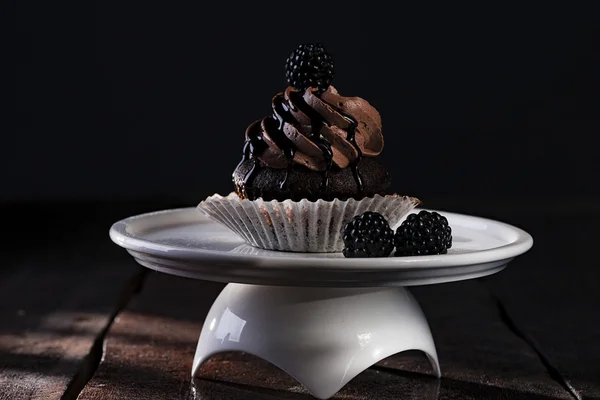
[193,284,440,400]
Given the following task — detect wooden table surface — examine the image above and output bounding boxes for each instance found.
[1,201,599,400]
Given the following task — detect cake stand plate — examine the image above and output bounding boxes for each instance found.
[110,207,533,399]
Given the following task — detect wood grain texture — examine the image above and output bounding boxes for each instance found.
[0,206,142,400]
[76,274,225,400]
[79,271,571,399]
[412,282,571,399]
[484,215,600,399]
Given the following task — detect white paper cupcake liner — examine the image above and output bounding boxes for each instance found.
[197,193,420,253]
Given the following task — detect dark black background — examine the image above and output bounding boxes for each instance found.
[13,2,599,206]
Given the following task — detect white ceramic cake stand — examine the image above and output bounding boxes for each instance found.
[109,207,532,399]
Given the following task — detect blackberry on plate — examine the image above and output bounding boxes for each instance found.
[285,43,335,93]
[394,210,452,256]
[343,212,395,258]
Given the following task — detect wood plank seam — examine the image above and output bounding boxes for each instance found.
[60,267,148,400]
[484,285,582,400]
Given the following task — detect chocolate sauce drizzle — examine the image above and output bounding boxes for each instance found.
[333,107,364,195]
[234,88,363,199]
[234,122,267,199]
[288,91,336,194]
[272,96,297,191]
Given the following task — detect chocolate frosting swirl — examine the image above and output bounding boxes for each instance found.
[235,85,384,198]
[246,86,383,171]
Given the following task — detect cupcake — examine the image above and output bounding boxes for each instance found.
[198,43,419,252]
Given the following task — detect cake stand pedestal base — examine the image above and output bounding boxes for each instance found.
[192,283,440,400]
[111,208,533,399]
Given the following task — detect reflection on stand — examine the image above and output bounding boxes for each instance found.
[190,360,441,399]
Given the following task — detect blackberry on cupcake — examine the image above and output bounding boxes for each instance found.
[285,43,334,93]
